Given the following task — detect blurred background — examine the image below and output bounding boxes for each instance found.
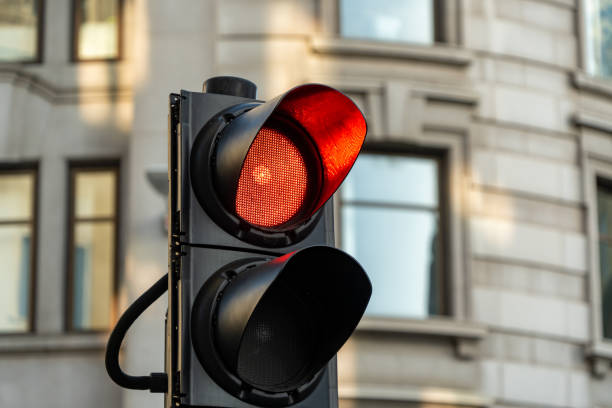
[1,0,612,407]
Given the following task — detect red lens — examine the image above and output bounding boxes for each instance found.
[236,126,309,228]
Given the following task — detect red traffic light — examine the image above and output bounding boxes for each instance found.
[105,79,372,408]
[190,84,367,246]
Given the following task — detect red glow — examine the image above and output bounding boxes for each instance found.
[275,85,367,213]
[236,127,309,228]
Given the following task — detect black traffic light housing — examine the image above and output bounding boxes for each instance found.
[171,77,371,407]
[104,76,371,408]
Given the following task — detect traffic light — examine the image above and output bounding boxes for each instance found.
[166,77,372,408]
[105,76,370,408]
[167,76,372,408]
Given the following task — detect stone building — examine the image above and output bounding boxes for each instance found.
[0,0,611,407]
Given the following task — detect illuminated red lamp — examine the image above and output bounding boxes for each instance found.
[235,126,310,228]
[234,85,366,230]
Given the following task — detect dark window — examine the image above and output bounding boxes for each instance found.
[0,0,43,62]
[67,161,119,331]
[339,0,441,44]
[72,0,121,61]
[339,150,447,318]
[0,164,37,332]
[597,180,612,339]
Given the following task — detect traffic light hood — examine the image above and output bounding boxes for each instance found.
[190,245,372,406]
[191,84,367,246]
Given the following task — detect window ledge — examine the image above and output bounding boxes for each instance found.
[339,384,493,407]
[0,333,108,353]
[573,111,612,135]
[0,65,132,104]
[356,317,487,359]
[573,71,612,100]
[310,37,473,67]
[587,342,612,378]
[540,0,576,9]
[357,316,487,338]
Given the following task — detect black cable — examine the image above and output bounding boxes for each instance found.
[105,244,284,394]
[183,242,285,257]
[105,273,168,393]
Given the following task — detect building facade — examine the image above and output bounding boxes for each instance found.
[1,0,612,407]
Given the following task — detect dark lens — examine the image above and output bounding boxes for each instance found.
[236,283,315,392]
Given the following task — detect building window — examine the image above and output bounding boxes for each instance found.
[0,164,37,332]
[339,0,438,45]
[584,0,612,77]
[72,0,121,61]
[0,0,43,62]
[597,180,612,340]
[67,162,119,331]
[339,151,447,319]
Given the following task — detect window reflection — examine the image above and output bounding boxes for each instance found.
[74,0,120,60]
[340,153,445,319]
[0,173,33,218]
[0,170,36,332]
[73,222,115,330]
[342,155,438,206]
[585,0,612,77]
[69,165,118,331]
[75,171,116,218]
[340,0,434,44]
[0,0,41,62]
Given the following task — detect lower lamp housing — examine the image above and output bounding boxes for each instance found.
[190,246,372,407]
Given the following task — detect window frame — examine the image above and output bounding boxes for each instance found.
[70,0,123,62]
[0,162,39,334]
[322,82,481,358]
[0,0,45,64]
[336,143,451,318]
[596,178,612,340]
[586,158,612,359]
[65,159,120,332]
[321,0,459,45]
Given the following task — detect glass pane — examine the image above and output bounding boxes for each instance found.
[340,0,433,44]
[77,0,119,60]
[0,225,31,332]
[585,0,612,77]
[341,154,438,207]
[597,184,612,236]
[72,222,115,330]
[75,170,116,218]
[341,206,440,318]
[600,242,612,339]
[0,172,33,220]
[0,0,39,61]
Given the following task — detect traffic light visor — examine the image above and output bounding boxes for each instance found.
[269,85,367,214]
